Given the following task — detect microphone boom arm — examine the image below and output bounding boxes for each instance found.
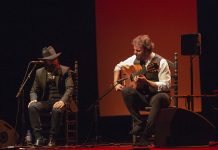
[16,63,37,98]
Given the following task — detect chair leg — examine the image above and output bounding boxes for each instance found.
[132,118,136,144]
[65,110,78,145]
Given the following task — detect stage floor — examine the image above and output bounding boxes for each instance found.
[2,142,218,150]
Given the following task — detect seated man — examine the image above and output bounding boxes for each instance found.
[28,46,73,146]
[113,34,171,146]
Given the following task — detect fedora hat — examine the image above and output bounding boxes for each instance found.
[39,46,61,60]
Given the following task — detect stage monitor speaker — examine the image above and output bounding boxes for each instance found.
[155,108,216,147]
[181,33,201,55]
[0,120,18,148]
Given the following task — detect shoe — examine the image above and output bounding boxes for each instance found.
[48,137,56,147]
[135,135,150,146]
[129,125,145,135]
[34,137,46,147]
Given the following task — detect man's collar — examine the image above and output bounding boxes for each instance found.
[145,52,155,62]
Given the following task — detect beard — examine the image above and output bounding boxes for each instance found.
[46,64,56,72]
[46,64,61,76]
[136,55,144,61]
[136,52,150,61]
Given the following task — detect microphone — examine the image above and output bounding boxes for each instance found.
[116,77,128,83]
[30,60,44,64]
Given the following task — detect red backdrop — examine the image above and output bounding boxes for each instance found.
[96,0,201,116]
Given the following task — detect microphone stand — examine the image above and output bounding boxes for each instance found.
[15,63,38,145]
[89,78,127,146]
[16,63,37,98]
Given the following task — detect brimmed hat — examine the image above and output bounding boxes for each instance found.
[39,46,61,60]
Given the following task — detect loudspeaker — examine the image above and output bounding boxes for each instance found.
[181,33,201,55]
[0,120,18,148]
[155,108,216,147]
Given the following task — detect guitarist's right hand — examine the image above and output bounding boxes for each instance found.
[114,83,124,91]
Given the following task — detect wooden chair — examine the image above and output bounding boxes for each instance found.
[65,60,79,145]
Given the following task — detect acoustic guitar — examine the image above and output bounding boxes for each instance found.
[120,63,159,89]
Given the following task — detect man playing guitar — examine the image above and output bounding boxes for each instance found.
[113,35,171,146]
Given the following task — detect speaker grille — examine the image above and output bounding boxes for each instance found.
[155,108,216,147]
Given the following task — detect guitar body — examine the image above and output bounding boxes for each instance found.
[120,63,159,90]
[120,64,143,89]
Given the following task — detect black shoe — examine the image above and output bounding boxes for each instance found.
[129,125,145,135]
[135,136,149,146]
[48,137,56,147]
[34,137,46,147]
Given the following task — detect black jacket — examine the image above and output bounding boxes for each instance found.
[30,65,73,103]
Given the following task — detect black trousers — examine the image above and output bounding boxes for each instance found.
[28,101,65,139]
[121,87,170,135]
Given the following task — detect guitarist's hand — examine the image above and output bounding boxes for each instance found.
[114,83,124,91]
[135,75,148,82]
[135,75,158,89]
[134,75,148,88]
[134,75,147,82]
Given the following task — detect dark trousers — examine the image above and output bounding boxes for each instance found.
[121,87,170,135]
[28,101,65,139]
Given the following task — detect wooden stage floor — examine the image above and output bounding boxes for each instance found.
[1,142,218,150]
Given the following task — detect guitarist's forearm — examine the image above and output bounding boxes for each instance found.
[114,71,120,83]
[145,79,158,89]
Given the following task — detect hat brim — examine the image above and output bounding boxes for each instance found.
[39,52,62,60]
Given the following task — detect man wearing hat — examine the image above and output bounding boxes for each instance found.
[28,46,74,146]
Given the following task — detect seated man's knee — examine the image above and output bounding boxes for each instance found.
[150,93,170,107]
[28,102,38,110]
[121,87,136,96]
[52,108,65,114]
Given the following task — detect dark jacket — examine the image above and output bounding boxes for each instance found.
[30,65,73,103]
